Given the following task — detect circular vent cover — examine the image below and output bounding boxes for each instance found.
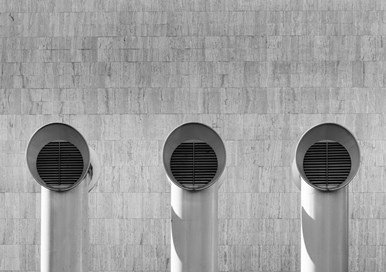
[163,122,226,191]
[36,141,84,191]
[303,141,351,190]
[170,142,218,190]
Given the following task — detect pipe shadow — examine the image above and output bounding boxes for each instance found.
[302,207,318,265]
[171,207,185,264]
[302,206,347,270]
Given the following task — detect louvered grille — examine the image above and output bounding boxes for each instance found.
[303,141,351,190]
[170,142,218,190]
[36,141,84,190]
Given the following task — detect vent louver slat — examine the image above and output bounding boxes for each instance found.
[36,141,84,190]
[303,141,351,190]
[170,142,218,190]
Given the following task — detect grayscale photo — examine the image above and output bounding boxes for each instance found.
[0,0,385,272]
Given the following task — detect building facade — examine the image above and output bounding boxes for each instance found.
[0,0,386,271]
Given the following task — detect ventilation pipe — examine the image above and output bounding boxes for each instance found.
[26,123,99,272]
[292,123,360,272]
[163,123,226,272]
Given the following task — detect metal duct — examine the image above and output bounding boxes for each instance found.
[26,123,91,192]
[26,123,99,272]
[295,123,360,191]
[163,122,226,272]
[292,123,360,272]
[164,122,226,191]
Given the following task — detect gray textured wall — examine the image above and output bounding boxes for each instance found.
[1,0,386,271]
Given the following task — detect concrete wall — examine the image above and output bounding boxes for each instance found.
[1,0,386,271]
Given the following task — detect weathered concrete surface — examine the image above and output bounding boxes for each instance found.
[0,0,386,271]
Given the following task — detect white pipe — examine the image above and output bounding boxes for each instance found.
[164,123,226,272]
[41,174,90,272]
[26,123,99,272]
[292,123,359,272]
[171,182,219,272]
[301,179,348,272]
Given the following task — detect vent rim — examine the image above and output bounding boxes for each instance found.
[163,122,226,191]
[295,123,360,192]
[26,123,91,192]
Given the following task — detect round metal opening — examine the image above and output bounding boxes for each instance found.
[303,141,351,190]
[26,123,90,192]
[295,123,360,191]
[170,141,218,190]
[163,123,226,191]
[37,141,84,191]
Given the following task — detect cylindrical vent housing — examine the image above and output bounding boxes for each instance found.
[295,123,360,191]
[26,123,90,191]
[163,123,226,191]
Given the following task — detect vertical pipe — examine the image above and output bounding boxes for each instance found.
[301,180,348,272]
[171,183,219,272]
[41,176,90,272]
